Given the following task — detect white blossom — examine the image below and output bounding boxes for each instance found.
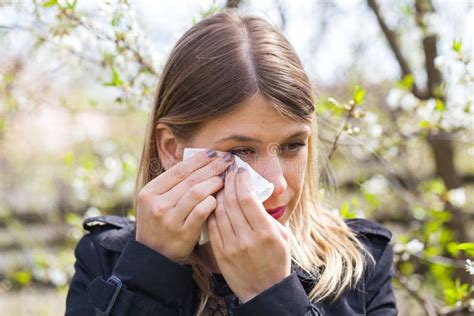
[48,268,68,287]
[84,206,102,219]
[363,112,383,138]
[368,124,383,138]
[468,147,474,157]
[119,179,134,196]
[94,140,117,157]
[72,178,90,201]
[434,56,446,70]
[103,157,123,189]
[61,35,83,53]
[465,259,474,275]
[423,12,444,37]
[448,187,467,207]
[364,112,378,125]
[385,147,399,158]
[416,99,441,123]
[393,243,405,254]
[386,88,404,109]
[406,238,425,254]
[362,174,388,195]
[400,93,418,112]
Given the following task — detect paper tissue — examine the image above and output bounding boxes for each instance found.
[182,147,274,245]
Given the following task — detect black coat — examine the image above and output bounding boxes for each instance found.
[65,215,398,315]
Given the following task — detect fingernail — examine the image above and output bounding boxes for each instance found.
[237,167,246,174]
[206,149,217,158]
[230,162,237,171]
[223,153,233,163]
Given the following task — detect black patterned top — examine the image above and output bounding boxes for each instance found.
[202,273,234,316]
[202,296,229,316]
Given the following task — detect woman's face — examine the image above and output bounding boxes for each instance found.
[184,93,312,224]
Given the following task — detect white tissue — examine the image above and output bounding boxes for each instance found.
[182,147,274,245]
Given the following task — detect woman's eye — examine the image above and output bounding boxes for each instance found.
[284,142,306,152]
[229,142,305,157]
[229,148,254,157]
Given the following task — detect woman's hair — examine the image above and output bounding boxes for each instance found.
[134,8,371,314]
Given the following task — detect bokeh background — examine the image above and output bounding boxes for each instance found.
[0,0,473,315]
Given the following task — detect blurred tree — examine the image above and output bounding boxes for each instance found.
[0,0,472,315]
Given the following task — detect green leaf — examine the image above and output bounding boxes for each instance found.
[447,242,460,257]
[402,5,414,16]
[363,192,380,208]
[65,212,82,227]
[400,262,414,275]
[429,209,451,222]
[397,74,414,90]
[103,66,123,87]
[13,270,32,286]
[340,201,356,219]
[82,156,96,171]
[424,246,441,257]
[439,227,454,244]
[444,279,469,305]
[200,4,219,19]
[353,85,366,105]
[66,0,77,10]
[421,179,446,195]
[398,234,410,244]
[316,98,345,117]
[435,99,445,112]
[456,243,474,256]
[419,120,431,129]
[63,151,74,167]
[41,0,57,7]
[111,12,123,27]
[452,39,462,53]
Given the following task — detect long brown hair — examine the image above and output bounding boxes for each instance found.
[134,9,369,314]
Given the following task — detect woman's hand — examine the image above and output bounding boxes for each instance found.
[207,164,291,303]
[135,149,234,263]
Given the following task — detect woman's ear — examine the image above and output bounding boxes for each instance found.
[155,122,184,170]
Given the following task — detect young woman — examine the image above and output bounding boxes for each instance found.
[66,9,398,316]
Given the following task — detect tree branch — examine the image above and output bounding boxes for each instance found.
[366,0,428,99]
[394,271,438,316]
[57,7,157,75]
[326,101,357,161]
[226,0,241,8]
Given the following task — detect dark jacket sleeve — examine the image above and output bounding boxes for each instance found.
[65,227,195,315]
[231,218,398,316]
[232,272,323,316]
[365,240,397,315]
[350,218,398,316]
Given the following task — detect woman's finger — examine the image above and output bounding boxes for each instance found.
[161,153,234,207]
[207,213,224,256]
[235,167,273,231]
[143,149,218,195]
[223,164,253,235]
[271,216,290,241]
[172,175,223,224]
[215,189,236,249]
[182,195,217,232]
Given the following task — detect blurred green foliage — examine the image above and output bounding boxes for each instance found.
[0,0,472,315]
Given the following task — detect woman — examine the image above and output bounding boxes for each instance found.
[66,9,397,316]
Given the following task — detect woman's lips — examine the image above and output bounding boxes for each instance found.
[266,207,285,219]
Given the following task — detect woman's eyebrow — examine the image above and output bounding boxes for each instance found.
[214,129,310,144]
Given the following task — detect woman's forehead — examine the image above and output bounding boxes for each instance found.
[201,94,312,135]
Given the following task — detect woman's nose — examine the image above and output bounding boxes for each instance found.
[256,156,287,196]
